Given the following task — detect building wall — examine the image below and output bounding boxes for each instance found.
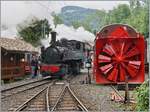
[1,49,26,80]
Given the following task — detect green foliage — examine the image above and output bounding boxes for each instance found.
[82,21,93,33]
[125,3,149,38]
[129,0,141,9]
[135,80,149,111]
[53,1,148,38]
[108,4,131,24]
[108,1,148,38]
[71,21,81,29]
[52,12,63,27]
[71,10,107,33]
[72,20,93,33]
[17,18,52,46]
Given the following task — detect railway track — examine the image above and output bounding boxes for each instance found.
[110,85,124,101]
[1,76,51,92]
[1,79,54,112]
[14,85,48,111]
[1,78,51,99]
[2,75,88,112]
[50,83,88,111]
[11,81,88,112]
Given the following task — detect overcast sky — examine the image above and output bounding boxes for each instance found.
[1,1,129,46]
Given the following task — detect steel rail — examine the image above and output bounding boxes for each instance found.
[110,85,137,104]
[50,85,67,112]
[1,81,50,99]
[110,85,124,100]
[1,76,51,92]
[13,80,58,112]
[67,85,88,112]
[13,86,48,112]
[51,83,88,112]
[46,84,50,112]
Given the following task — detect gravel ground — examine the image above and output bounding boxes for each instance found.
[1,69,137,111]
[70,69,136,111]
[71,84,113,111]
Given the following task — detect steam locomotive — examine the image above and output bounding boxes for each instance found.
[40,32,86,78]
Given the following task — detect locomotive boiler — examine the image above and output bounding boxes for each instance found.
[40,31,85,78]
[93,24,145,84]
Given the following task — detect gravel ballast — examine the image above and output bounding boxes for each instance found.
[70,69,136,111]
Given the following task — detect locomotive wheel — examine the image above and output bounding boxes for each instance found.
[98,39,141,82]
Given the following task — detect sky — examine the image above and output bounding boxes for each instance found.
[1,1,129,46]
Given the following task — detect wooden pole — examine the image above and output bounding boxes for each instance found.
[124,75,130,103]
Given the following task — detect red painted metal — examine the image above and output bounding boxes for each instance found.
[40,65,60,73]
[25,65,31,73]
[93,24,145,84]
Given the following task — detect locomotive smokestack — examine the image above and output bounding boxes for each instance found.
[50,31,57,45]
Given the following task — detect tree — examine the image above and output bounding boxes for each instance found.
[125,7,148,38]
[105,2,148,38]
[52,12,63,28]
[71,21,81,29]
[52,2,148,38]
[126,1,148,38]
[129,0,142,9]
[135,80,149,111]
[108,4,131,23]
[17,18,52,46]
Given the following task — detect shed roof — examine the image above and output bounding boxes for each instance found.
[0,38,38,52]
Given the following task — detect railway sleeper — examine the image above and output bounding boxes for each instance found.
[57,106,79,110]
[59,102,77,106]
[8,108,17,111]
[30,104,45,107]
[24,108,45,111]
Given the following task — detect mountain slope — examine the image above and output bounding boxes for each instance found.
[54,6,107,33]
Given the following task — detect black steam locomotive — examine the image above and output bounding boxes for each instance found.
[40,31,86,78]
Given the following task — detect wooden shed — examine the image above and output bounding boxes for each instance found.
[0,38,38,80]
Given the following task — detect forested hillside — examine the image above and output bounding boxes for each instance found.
[53,0,148,38]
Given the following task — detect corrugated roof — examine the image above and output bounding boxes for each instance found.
[0,37,38,52]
